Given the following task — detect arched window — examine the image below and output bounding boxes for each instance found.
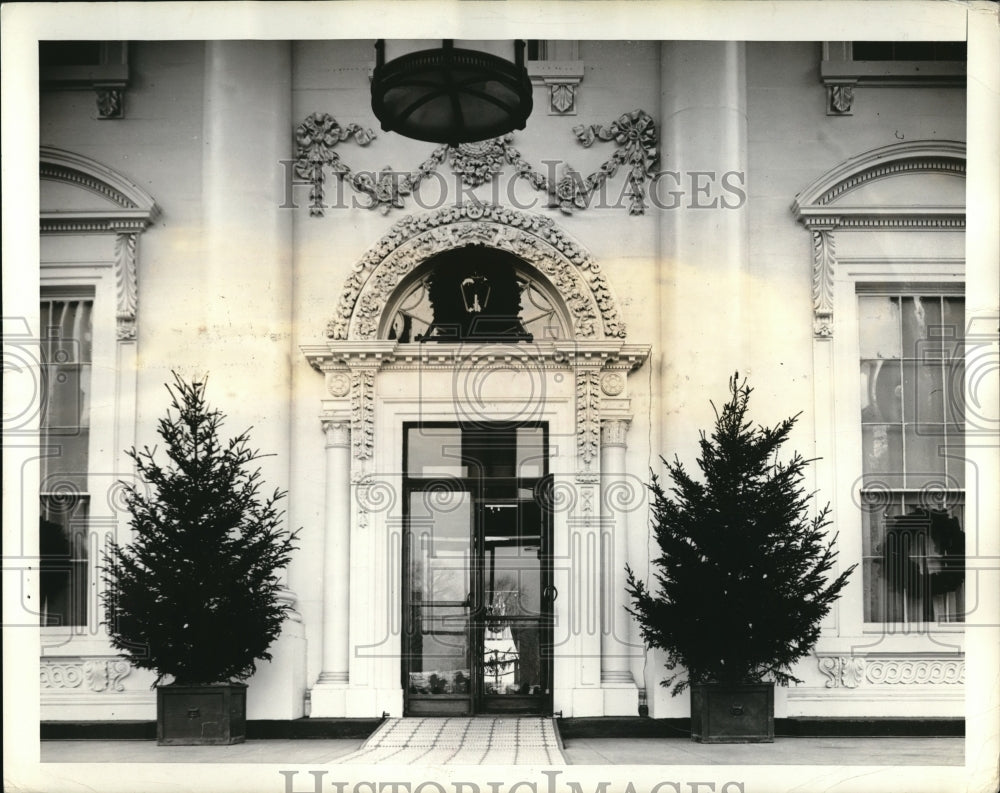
[382,246,571,343]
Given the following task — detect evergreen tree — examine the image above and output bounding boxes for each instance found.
[626,374,855,695]
[102,374,298,685]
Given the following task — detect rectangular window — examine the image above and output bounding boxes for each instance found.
[859,293,965,624]
[39,296,92,627]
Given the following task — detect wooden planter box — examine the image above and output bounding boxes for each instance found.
[690,682,774,743]
[156,683,247,745]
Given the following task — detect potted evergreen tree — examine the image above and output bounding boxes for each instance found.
[626,374,854,743]
[102,374,298,745]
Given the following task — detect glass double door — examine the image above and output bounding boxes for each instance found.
[403,424,553,715]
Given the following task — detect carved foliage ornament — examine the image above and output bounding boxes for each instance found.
[115,232,138,340]
[331,204,626,343]
[294,110,658,217]
[576,368,601,468]
[350,369,375,462]
[810,228,836,339]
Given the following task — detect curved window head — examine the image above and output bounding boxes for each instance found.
[382,246,569,342]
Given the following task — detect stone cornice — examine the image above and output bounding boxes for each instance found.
[302,340,651,374]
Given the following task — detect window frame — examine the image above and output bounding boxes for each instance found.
[793,140,966,645]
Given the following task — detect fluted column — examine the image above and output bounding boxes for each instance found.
[318,417,351,685]
[600,419,635,690]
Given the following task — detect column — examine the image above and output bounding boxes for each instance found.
[201,41,293,487]
[310,415,352,717]
[600,419,639,716]
[659,40,749,400]
[650,41,749,719]
[318,417,351,686]
[201,41,303,720]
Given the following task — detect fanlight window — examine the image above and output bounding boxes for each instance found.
[383,247,569,342]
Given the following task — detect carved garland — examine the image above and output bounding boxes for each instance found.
[294,109,658,217]
[331,204,626,342]
[817,656,965,689]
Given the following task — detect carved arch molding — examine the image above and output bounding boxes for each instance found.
[40,147,160,340]
[305,203,649,474]
[792,140,965,339]
[329,203,626,342]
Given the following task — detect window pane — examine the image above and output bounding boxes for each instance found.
[858,296,901,359]
[407,605,470,695]
[407,427,466,477]
[39,297,92,628]
[901,295,942,358]
[903,424,948,487]
[860,360,902,422]
[945,358,965,428]
[862,424,902,476]
[902,361,944,423]
[40,432,89,490]
[408,490,471,603]
[39,495,89,627]
[861,494,964,623]
[516,426,546,478]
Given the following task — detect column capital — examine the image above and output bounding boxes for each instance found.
[321,415,351,448]
[601,418,631,448]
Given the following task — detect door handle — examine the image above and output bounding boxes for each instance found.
[543,585,558,602]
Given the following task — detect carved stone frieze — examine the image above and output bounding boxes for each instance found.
[350,369,375,462]
[576,369,601,469]
[817,656,965,688]
[41,659,132,692]
[115,232,138,340]
[330,203,626,342]
[294,108,657,216]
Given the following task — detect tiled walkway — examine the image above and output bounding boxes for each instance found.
[336,717,567,765]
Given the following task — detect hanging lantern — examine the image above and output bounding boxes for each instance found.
[371,39,533,145]
[460,274,492,314]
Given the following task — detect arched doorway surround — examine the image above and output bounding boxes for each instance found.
[302,204,650,718]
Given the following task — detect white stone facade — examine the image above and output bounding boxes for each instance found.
[12,29,993,726]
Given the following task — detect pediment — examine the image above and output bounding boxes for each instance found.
[40,147,159,233]
[793,140,965,228]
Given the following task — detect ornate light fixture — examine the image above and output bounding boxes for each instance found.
[460,274,491,314]
[371,39,533,145]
